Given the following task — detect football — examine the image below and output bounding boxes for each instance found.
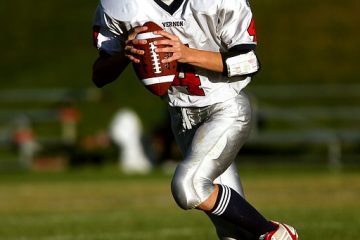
[132,21,177,96]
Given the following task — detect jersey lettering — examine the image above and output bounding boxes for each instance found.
[173,64,205,96]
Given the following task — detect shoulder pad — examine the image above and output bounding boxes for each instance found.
[100,0,139,21]
[191,0,248,12]
[190,0,220,13]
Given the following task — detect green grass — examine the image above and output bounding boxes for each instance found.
[0,166,359,240]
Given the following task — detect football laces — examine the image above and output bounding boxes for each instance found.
[149,42,161,74]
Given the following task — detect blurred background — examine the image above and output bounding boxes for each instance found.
[1,0,360,170]
[0,0,359,239]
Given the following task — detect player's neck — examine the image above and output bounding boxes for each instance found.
[161,0,175,6]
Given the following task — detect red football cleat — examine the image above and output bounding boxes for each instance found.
[259,221,298,240]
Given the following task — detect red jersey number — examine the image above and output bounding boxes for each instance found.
[247,18,257,42]
[173,64,205,96]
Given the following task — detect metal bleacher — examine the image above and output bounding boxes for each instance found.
[1,85,359,168]
[0,88,104,170]
[245,84,360,167]
[0,88,101,145]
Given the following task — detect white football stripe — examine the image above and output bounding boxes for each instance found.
[142,75,175,86]
[136,32,162,40]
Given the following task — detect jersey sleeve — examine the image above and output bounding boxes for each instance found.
[217,0,257,50]
[92,5,125,55]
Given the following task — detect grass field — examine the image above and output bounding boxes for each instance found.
[0,165,359,240]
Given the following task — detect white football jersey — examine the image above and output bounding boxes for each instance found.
[93,0,257,107]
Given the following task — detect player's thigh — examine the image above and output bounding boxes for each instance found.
[187,94,252,179]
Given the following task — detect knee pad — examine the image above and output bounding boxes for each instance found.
[171,174,195,210]
[171,163,214,210]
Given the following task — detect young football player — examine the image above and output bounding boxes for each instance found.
[92,0,299,239]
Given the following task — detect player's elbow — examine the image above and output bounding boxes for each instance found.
[92,59,108,88]
[91,53,129,88]
[91,59,117,88]
[92,72,107,88]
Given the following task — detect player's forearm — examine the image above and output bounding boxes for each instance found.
[184,48,224,73]
[92,52,130,88]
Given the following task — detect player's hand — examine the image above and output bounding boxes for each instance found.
[125,26,148,63]
[153,30,190,64]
